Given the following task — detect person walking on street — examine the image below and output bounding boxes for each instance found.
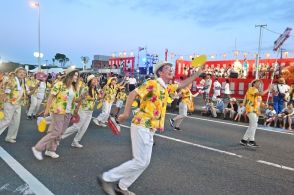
[97,61,201,195]
[170,83,198,130]
[32,68,80,160]
[93,77,125,127]
[61,75,101,148]
[27,72,47,120]
[0,67,29,143]
[240,79,270,147]
[112,86,127,118]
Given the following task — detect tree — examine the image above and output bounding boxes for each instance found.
[54,53,69,67]
[81,56,90,70]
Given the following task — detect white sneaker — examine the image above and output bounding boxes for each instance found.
[32,147,43,160]
[45,151,59,158]
[71,141,83,148]
[93,118,100,126]
[100,123,107,127]
[5,139,16,143]
[93,118,107,127]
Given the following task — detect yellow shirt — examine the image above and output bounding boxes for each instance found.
[180,87,194,112]
[0,81,4,110]
[50,81,79,114]
[4,77,28,106]
[181,87,191,105]
[243,87,260,114]
[80,86,99,111]
[132,79,178,132]
[116,91,127,101]
[103,84,119,103]
[27,78,39,96]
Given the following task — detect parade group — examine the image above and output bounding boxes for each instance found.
[0,61,293,195]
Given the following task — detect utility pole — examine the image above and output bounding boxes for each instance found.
[280,48,286,59]
[255,24,267,79]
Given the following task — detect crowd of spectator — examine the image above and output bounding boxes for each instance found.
[198,74,294,130]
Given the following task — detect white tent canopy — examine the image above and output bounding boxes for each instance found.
[29,67,65,74]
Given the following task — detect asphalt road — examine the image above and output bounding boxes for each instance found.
[1,109,294,195]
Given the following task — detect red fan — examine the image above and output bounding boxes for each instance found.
[108,117,121,135]
[71,114,80,123]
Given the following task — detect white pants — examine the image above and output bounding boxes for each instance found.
[96,101,112,123]
[116,100,124,108]
[62,110,93,142]
[242,113,258,141]
[0,103,21,140]
[103,124,154,190]
[27,96,43,116]
[173,102,187,128]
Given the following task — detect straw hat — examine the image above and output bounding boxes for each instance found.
[87,74,96,83]
[106,77,117,85]
[64,67,77,76]
[14,67,27,74]
[154,61,173,78]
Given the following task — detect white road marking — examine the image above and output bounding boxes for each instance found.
[156,134,243,158]
[119,124,294,172]
[256,160,294,171]
[120,124,242,158]
[0,147,54,195]
[13,184,34,195]
[166,113,294,136]
[0,183,11,192]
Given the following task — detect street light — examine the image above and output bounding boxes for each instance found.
[33,52,43,58]
[30,1,41,69]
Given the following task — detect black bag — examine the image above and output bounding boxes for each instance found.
[279,93,286,99]
[277,85,286,99]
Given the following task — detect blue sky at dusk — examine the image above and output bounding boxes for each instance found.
[0,0,293,67]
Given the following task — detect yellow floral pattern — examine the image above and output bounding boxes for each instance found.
[50,81,79,114]
[180,87,194,112]
[103,84,119,103]
[27,78,39,96]
[132,79,178,132]
[181,88,191,105]
[243,87,260,114]
[80,86,100,111]
[5,77,28,106]
[0,82,4,110]
[116,91,127,101]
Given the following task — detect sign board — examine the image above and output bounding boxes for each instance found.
[273,27,292,51]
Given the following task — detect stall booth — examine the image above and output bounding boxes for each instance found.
[109,57,135,75]
[174,58,294,100]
